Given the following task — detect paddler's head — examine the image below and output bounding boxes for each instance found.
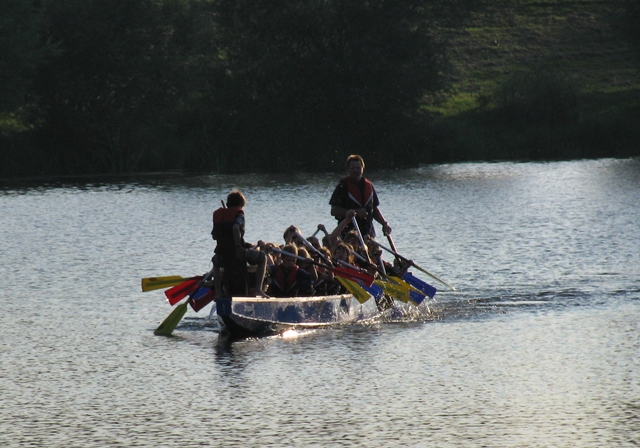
[343,231,359,249]
[332,242,354,264]
[281,244,298,268]
[226,190,246,208]
[346,155,365,181]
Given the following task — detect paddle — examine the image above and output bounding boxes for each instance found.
[386,233,403,265]
[190,287,215,312]
[350,217,373,264]
[165,277,202,305]
[339,236,417,305]
[154,267,215,336]
[335,277,372,304]
[294,231,331,265]
[403,272,437,299]
[141,275,198,292]
[269,247,375,287]
[154,301,190,336]
[374,277,410,303]
[372,239,456,291]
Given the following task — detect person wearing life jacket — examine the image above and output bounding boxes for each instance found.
[312,246,336,296]
[267,245,317,298]
[295,248,316,296]
[212,190,269,298]
[329,154,392,238]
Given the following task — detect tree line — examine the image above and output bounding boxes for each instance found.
[1,0,639,177]
[2,0,457,175]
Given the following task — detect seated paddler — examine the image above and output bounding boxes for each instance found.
[266,244,318,298]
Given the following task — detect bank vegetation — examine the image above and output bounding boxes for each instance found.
[1,0,639,177]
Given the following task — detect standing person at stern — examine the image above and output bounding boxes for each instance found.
[212,190,269,298]
[329,154,392,238]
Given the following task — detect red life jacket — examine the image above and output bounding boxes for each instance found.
[344,176,374,208]
[212,206,244,241]
[273,264,299,292]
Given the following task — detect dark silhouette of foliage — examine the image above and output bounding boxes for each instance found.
[3,0,635,177]
[194,0,448,172]
[0,0,45,113]
[617,0,640,60]
[490,67,579,126]
[33,0,192,173]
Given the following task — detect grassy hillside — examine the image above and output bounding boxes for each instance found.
[2,0,637,177]
[423,0,640,162]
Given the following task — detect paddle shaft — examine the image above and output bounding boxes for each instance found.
[386,234,402,264]
[269,247,374,286]
[350,217,372,264]
[374,240,456,290]
[294,231,331,265]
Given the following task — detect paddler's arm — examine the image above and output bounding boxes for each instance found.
[331,205,367,220]
[328,209,357,247]
[307,263,318,282]
[372,207,392,235]
[233,224,246,260]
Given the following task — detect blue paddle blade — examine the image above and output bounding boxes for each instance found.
[191,287,209,300]
[403,273,437,299]
[360,281,384,300]
[409,289,427,305]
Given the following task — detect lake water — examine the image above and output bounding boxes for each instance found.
[1,158,639,447]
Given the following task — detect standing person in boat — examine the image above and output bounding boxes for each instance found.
[329,154,392,238]
[212,190,269,298]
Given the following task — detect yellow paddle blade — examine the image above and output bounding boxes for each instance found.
[141,276,185,292]
[384,275,423,294]
[154,301,189,336]
[374,278,410,303]
[388,275,427,297]
[385,276,427,306]
[337,277,371,304]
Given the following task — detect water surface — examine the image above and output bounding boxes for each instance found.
[1,159,639,447]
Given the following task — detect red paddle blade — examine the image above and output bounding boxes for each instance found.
[331,266,374,287]
[165,278,200,305]
[190,289,215,312]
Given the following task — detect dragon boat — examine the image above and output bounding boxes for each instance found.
[213,294,390,338]
[146,237,448,338]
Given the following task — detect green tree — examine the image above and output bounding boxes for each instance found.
[202,0,449,171]
[33,0,192,174]
[0,0,44,114]
[619,0,640,60]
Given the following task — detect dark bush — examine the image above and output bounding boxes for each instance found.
[490,67,579,126]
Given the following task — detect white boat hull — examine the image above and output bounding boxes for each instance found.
[215,294,387,337]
